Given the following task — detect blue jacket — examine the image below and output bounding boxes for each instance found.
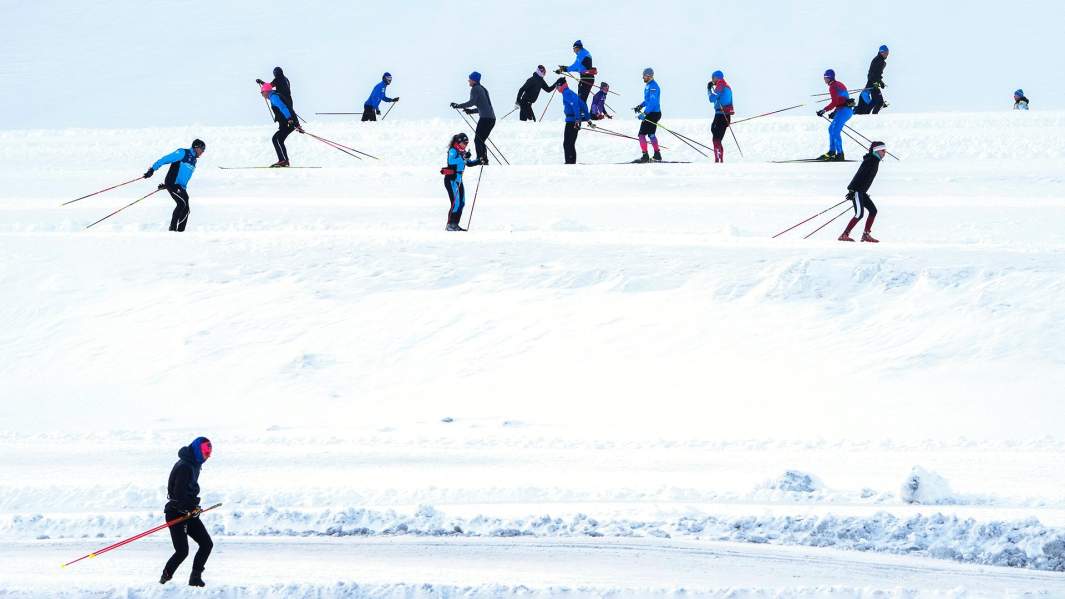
[269,92,293,120]
[566,48,593,74]
[708,82,733,115]
[446,147,480,181]
[152,147,198,188]
[638,80,661,113]
[561,87,590,123]
[365,81,395,109]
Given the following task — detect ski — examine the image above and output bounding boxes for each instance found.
[621,160,692,164]
[218,166,323,170]
[772,159,857,163]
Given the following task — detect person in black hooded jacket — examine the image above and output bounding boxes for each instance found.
[257,67,296,118]
[160,437,214,587]
[855,46,888,114]
[839,141,888,242]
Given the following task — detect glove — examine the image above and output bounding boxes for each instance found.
[637,114,646,121]
[480,156,488,165]
[255,78,265,86]
[288,118,297,127]
[586,120,596,128]
[190,507,202,518]
[157,183,166,190]
[392,97,400,102]
[450,102,459,109]
[376,108,381,115]
[707,81,713,91]
[463,150,471,159]
[816,109,826,117]
[143,168,154,179]
[555,66,566,74]
[464,109,475,114]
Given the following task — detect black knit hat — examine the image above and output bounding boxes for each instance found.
[192,139,206,150]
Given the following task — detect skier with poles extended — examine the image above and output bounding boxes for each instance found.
[1014,89,1030,110]
[440,133,484,231]
[556,40,596,102]
[450,72,496,164]
[363,72,399,121]
[556,78,592,164]
[590,82,612,120]
[515,65,553,122]
[141,139,206,232]
[838,141,888,242]
[256,66,297,120]
[816,69,854,161]
[707,70,734,163]
[855,45,889,115]
[261,82,303,167]
[632,68,662,163]
[160,437,214,587]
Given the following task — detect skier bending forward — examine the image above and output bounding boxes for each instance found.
[839,141,888,243]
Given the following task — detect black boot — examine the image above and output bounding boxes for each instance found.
[189,570,206,587]
[159,570,173,585]
[652,151,662,162]
[634,152,650,163]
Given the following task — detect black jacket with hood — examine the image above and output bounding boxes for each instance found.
[165,445,202,513]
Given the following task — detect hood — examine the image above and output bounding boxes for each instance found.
[183,436,212,464]
[273,67,284,78]
[177,445,197,464]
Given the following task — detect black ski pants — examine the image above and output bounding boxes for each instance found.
[272,121,295,162]
[474,118,496,164]
[519,102,536,121]
[855,85,885,115]
[563,122,580,164]
[444,175,465,226]
[577,76,594,103]
[163,511,213,577]
[361,105,377,121]
[166,185,190,232]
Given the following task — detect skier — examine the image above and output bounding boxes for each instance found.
[256,66,296,119]
[632,68,662,163]
[816,69,854,161]
[855,45,889,115]
[556,40,596,102]
[160,437,214,587]
[557,78,592,164]
[515,65,553,122]
[707,70,734,163]
[142,139,206,232]
[440,133,484,231]
[1014,89,1030,110]
[450,72,496,164]
[363,72,399,121]
[261,82,302,167]
[838,141,888,243]
[590,83,612,120]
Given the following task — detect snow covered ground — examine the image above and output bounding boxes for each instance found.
[2,112,1064,596]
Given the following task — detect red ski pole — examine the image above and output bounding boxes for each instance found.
[803,207,853,239]
[62,503,222,567]
[62,177,143,206]
[302,130,379,160]
[772,199,849,238]
[84,187,164,229]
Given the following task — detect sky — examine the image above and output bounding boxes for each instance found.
[2,0,1059,129]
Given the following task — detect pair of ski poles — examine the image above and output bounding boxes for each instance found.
[62,177,165,229]
[453,108,511,166]
[773,199,852,239]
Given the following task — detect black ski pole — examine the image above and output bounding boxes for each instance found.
[642,118,712,154]
[63,177,143,206]
[538,90,556,122]
[561,71,618,96]
[500,106,519,120]
[465,165,486,231]
[772,199,850,238]
[803,207,852,239]
[455,109,510,165]
[819,114,882,158]
[454,109,500,164]
[728,125,744,158]
[85,187,164,229]
[381,101,398,121]
[840,121,900,161]
[730,104,806,126]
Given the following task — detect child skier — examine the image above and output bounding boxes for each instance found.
[816,69,854,161]
[1014,89,1030,110]
[839,141,888,243]
[633,68,662,163]
[142,139,206,232]
[590,82,612,120]
[707,70,733,163]
[363,72,399,121]
[160,437,213,587]
[261,82,302,167]
[441,133,484,231]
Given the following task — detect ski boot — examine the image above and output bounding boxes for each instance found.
[861,232,879,243]
[445,223,467,232]
[838,234,855,242]
[159,570,173,585]
[634,152,650,163]
[189,570,206,587]
[269,160,289,168]
[831,152,846,162]
[818,152,836,161]
[652,151,663,162]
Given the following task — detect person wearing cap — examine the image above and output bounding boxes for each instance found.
[363,72,399,121]
[440,132,484,231]
[261,82,303,167]
[707,70,734,163]
[816,69,854,161]
[142,139,206,232]
[256,67,296,119]
[1014,89,1030,110]
[590,83,612,120]
[450,72,496,164]
[839,141,888,243]
[556,40,596,102]
[160,437,214,587]
[515,65,554,122]
[555,78,592,164]
[855,45,889,115]
[632,68,662,162]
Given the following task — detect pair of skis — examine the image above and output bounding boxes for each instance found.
[773,158,857,163]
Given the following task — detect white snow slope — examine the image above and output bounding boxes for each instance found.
[1,112,1065,596]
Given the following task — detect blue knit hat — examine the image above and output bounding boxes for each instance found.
[383,72,392,79]
[879,45,889,53]
[823,69,835,80]
[642,67,654,77]
[1014,89,1024,97]
[712,70,724,80]
[573,40,583,48]
[469,71,481,82]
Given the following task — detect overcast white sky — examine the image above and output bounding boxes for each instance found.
[3,0,1058,128]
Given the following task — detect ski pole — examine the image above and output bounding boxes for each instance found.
[85,187,164,229]
[62,503,222,568]
[301,130,379,160]
[730,104,806,126]
[839,121,901,161]
[381,101,398,121]
[803,207,852,239]
[561,71,618,96]
[819,114,885,158]
[300,131,363,160]
[728,125,744,158]
[465,165,485,231]
[500,106,519,120]
[810,88,869,98]
[641,118,710,154]
[538,90,556,122]
[62,177,143,206]
[455,109,510,165]
[584,124,672,149]
[454,109,500,164]
[772,199,849,238]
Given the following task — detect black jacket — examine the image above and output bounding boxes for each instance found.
[866,54,886,88]
[848,152,881,193]
[272,68,295,113]
[165,445,202,513]
[516,74,553,105]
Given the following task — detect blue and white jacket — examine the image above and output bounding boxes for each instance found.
[152,147,198,188]
[638,79,661,113]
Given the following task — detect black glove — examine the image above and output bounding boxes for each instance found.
[376,108,381,115]
[143,168,154,179]
[816,109,826,117]
[707,81,713,91]
[255,78,265,86]
[464,109,475,114]
[555,66,566,74]
[392,97,400,102]
[190,507,202,518]
[450,102,459,109]
[633,106,642,114]
[463,150,471,159]
[157,183,166,190]
[585,120,595,128]
[480,156,488,165]
[288,118,297,127]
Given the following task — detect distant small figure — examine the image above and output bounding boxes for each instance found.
[363,72,398,121]
[632,68,662,163]
[555,40,596,102]
[1014,89,1029,110]
[590,83,612,120]
[450,72,496,164]
[707,70,734,163]
[556,78,591,164]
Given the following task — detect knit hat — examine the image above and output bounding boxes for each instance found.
[823,69,835,80]
[600,82,609,90]
[190,437,212,464]
[879,45,889,53]
[383,72,392,80]
[469,71,481,82]
[191,139,206,151]
[1014,89,1024,97]
[260,82,273,93]
[555,77,568,89]
[869,141,887,153]
[711,70,724,80]
[536,65,546,75]
[642,67,654,77]
[573,40,583,48]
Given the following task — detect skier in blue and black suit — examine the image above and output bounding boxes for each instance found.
[261,82,302,167]
[363,72,399,121]
[556,77,591,164]
[556,40,596,102]
[440,133,484,231]
[633,68,662,162]
[143,139,206,232]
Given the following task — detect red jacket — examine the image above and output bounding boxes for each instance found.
[823,80,849,112]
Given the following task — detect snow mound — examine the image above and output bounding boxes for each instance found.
[763,470,824,493]
[901,466,955,505]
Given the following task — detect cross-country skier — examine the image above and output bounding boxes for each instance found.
[590,83,612,120]
[515,65,553,121]
[707,70,734,163]
[556,40,596,102]
[838,141,888,242]
[450,72,496,164]
[633,68,662,163]
[363,72,399,121]
[142,139,205,232]
[256,66,296,118]
[160,437,213,587]
[556,78,592,164]
[855,45,889,115]
[1014,89,1030,110]
[816,69,854,161]
[440,133,484,231]
[261,82,302,167]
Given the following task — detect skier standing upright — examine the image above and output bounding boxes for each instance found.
[590,83,612,120]
[363,72,399,121]
[556,78,591,164]
[515,66,553,121]
[855,45,889,114]
[1014,89,1030,110]
[451,72,496,164]
[633,68,662,163]
[816,69,854,161]
[839,141,888,243]
[160,437,214,587]
[707,70,734,163]
[261,82,302,167]
[556,40,596,102]
[142,139,206,232]
[440,132,484,231]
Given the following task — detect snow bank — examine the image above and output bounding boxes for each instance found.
[902,466,956,505]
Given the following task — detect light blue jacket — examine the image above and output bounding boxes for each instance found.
[638,80,661,113]
[152,148,197,188]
